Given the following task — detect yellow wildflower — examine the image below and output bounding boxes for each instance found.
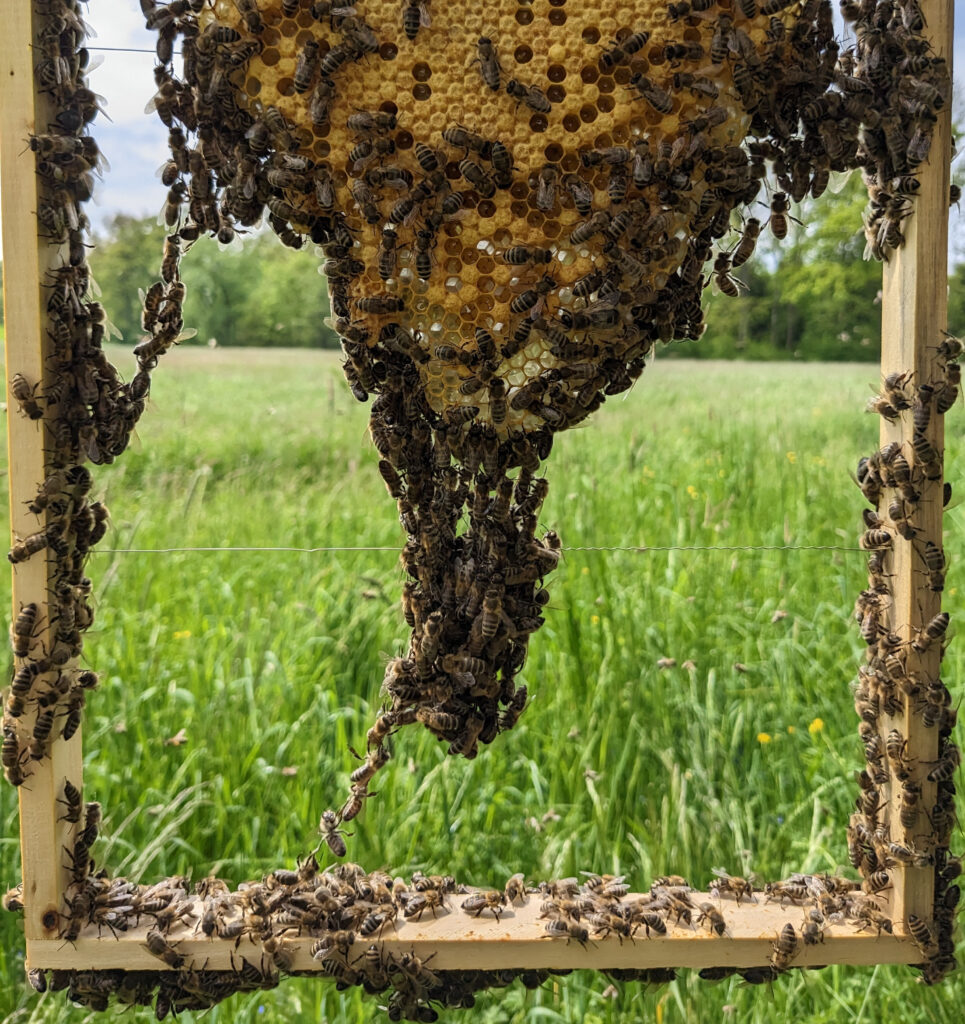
[787,726,796,735]
[173,630,192,640]
[581,566,590,575]
[757,732,772,744]
[590,614,600,625]
[808,717,824,735]
[686,485,699,499]
[786,451,797,464]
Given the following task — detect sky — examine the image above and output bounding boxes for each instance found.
[0,0,963,260]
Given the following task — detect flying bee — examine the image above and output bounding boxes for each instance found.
[318,808,351,857]
[628,74,673,114]
[476,36,501,90]
[769,192,793,240]
[506,79,552,113]
[535,164,558,213]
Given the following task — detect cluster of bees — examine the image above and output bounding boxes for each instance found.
[136,0,949,819]
[1,0,156,788]
[852,334,962,985]
[7,860,919,1016]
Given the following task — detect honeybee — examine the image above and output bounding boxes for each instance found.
[598,30,649,72]
[459,158,496,198]
[629,74,673,114]
[544,917,590,944]
[907,913,937,955]
[731,218,761,268]
[356,295,405,314]
[461,890,507,919]
[476,36,501,90]
[506,79,552,113]
[710,869,754,904]
[769,192,792,240]
[770,922,798,971]
[402,0,430,40]
[10,374,44,420]
[504,246,552,265]
[318,808,351,857]
[913,611,949,653]
[145,930,185,968]
[8,527,54,565]
[533,164,559,213]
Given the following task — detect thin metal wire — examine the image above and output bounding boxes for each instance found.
[87,46,174,54]
[92,543,863,555]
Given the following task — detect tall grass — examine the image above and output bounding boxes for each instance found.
[1,350,962,1023]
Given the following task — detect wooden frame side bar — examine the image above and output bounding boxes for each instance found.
[1,1,83,940]
[27,893,919,972]
[878,0,953,929]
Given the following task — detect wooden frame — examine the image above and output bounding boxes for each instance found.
[1,0,955,986]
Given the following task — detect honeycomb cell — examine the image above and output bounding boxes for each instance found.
[548,10,567,26]
[597,76,614,93]
[529,114,548,133]
[579,105,597,123]
[279,18,297,36]
[478,276,495,293]
[547,86,566,104]
[547,64,567,83]
[514,45,533,64]
[412,61,431,81]
[515,8,534,25]
[245,77,261,96]
[261,47,281,67]
[395,130,414,149]
[597,96,615,114]
[580,66,599,84]
[477,200,497,219]
[543,220,561,238]
[413,84,431,101]
[562,114,581,133]
[379,43,397,61]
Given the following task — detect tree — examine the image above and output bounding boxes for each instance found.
[89,215,338,348]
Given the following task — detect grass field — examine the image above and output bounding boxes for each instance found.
[1,349,962,1023]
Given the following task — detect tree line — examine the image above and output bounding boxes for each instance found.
[1,178,963,358]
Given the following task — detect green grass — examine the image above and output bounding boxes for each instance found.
[1,349,962,1023]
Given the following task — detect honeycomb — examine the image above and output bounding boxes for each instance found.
[140,0,948,856]
[206,0,774,434]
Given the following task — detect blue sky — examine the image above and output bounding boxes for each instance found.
[1,1,962,260]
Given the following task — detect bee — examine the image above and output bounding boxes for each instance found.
[318,808,351,857]
[710,869,754,904]
[505,873,527,903]
[341,16,379,54]
[459,159,496,198]
[402,0,430,40]
[348,110,397,134]
[489,378,508,427]
[462,890,507,919]
[10,374,44,420]
[510,274,555,314]
[506,79,552,113]
[504,246,552,265]
[913,611,949,653]
[356,295,405,314]
[769,192,792,240]
[921,540,946,591]
[927,744,961,782]
[731,218,761,268]
[544,917,590,944]
[443,125,490,156]
[413,142,439,173]
[359,909,394,935]
[145,929,185,968]
[377,228,399,281]
[628,74,673,114]
[710,252,743,297]
[570,211,610,245]
[907,913,937,955]
[476,36,501,90]
[860,529,892,551]
[770,922,798,971]
[11,603,40,659]
[8,526,54,565]
[598,30,649,72]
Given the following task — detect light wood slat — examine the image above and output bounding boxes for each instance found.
[28,892,919,971]
[877,0,953,929]
[1,0,83,941]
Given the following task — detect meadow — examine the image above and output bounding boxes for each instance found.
[1,349,962,1023]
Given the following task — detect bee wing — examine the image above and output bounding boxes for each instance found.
[175,328,199,343]
[419,3,431,26]
[710,867,731,880]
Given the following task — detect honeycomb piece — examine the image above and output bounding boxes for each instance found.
[205,0,787,435]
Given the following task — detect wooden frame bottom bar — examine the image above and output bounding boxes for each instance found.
[28,894,921,973]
